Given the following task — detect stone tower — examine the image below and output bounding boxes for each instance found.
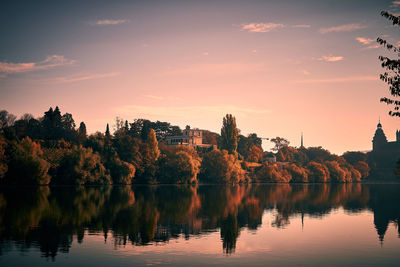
[372,120,388,151]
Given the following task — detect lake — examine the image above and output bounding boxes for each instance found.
[0,184,399,266]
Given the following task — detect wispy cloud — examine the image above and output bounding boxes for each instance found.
[94,19,129,25]
[115,105,270,121]
[43,72,120,83]
[240,23,284,33]
[293,75,378,84]
[144,95,164,100]
[356,37,374,45]
[143,95,183,101]
[0,55,75,78]
[159,62,266,76]
[363,44,380,50]
[292,24,311,28]
[319,23,365,34]
[317,55,344,62]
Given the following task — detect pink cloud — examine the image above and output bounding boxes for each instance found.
[363,45,380,50]
[241,23,284,33]
[356,37,374,45]
[317,55,344,62]
[44,72,120,83]
[0,55,75,78]
[319,23,365,34]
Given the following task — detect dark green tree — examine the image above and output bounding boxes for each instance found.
[158,146,201,184]
[42,106,77,141]
[106,156,136,184]
[124,120,129,131]
[5,137,51,185]
[52,145,110,185]
[237,133,262,159]
[78,122,87,143]
[0,139,8,179]
[304,146,332,163]
[0,110,16,131]
[342,151,367,165]
[128,119,182,140]
[105,123,111,138]
[200,149,245,183]
[270,137,290,152]
[61,113,75,131]
[220,114,239,154]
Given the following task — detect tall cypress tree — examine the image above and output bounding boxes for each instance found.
[220,114,239,155]
[147,129,160,161]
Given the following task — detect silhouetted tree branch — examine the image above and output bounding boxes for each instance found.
[378,11,400,117]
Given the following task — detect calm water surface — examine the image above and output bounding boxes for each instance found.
[0,184,399,266]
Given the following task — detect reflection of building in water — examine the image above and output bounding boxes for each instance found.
[370,184,400,245]
[164,125,214,148]
[369,120,400,178]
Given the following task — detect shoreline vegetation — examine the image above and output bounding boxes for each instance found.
[0,107,398,185]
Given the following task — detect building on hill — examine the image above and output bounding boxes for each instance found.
[368,120,400,178]
[165,125,214,148]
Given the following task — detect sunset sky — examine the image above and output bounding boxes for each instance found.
[1,0,399,154]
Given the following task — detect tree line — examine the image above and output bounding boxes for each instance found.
[0,107,375,185]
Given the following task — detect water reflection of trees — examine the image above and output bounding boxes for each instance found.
[0,184,399,258]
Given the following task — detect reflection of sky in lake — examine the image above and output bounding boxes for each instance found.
[3,209,400,266]
[1,184,400,266]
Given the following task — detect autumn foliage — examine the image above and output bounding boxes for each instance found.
[0,108,372,185]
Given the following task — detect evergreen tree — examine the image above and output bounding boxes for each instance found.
[43,107,61,140]
[124,120,129,131]
[78,122,87,136]
[78,122,87,143]
[105,123,111,138]
[61,113,75,131]
[42,107,54,131]
[141,120,152,140]
[220,114,239,154]
[53,106,62,128]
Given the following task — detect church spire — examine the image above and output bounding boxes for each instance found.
[300,132,304,148]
